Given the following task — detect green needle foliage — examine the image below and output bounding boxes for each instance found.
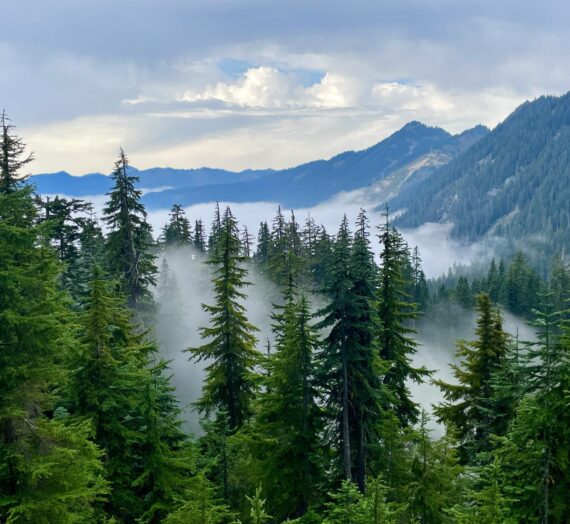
[103,148,157,309]
[188,206,260,431]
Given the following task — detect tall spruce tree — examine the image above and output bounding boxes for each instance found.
[0,111,33,193]
[187,207,260,430]
[254,290,322,519]
[68,266,190,522]
[377,208,429,426]
[317,214,386,489]
[349,209,386,492]
[103,149,157,309]
[435,293,508,463]
[194,219,207,252]
[162,203,192,246]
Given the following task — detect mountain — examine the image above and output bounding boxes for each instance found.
[30,122,488,210]
[392,92,570,252]
[31,166,272,197]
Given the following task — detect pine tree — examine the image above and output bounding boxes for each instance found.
[163,470,229,524]
[69,266,189,521]
[0,111,33,193]
[103,148,157,309]
[208,202,222,253]
[317,214,386,488]
[377,208,429,426]
[187,207,260,431]
[435,294,508,462]
[254,290,322,519]
[254,221,270,267]
[162,204,192,246]
[194,219,207,252]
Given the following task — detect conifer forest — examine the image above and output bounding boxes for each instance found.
[2,104,570,524]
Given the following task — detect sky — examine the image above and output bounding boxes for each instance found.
[3,0,570,175]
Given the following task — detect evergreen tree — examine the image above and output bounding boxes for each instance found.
[0,174,77,519]
[163,470,229,524]
[316,216,355,482]
[4,418,108,524]
[254,290,322,519]
[348,210,385,491]
[241,225,253,258]
[504,252,541,316]
[500,292,570,523]
[455,276,473,309]
[254,221,270,267]
[317,214,386,489]
[377,208,429,426]
[435,294,509,462]
[36,195,93,295]
[69,266,189,521]
[0,111,33,193]
[194,219,207,252]
[187,207,260,430]
[162,204,192,246]
[208,202,222,253]
[407,411,463,523]
[103,148,157,309]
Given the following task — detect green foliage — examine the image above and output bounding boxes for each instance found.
[377,208,429,426]
[246,486,271,524]
[163,470,229,524]
[5,418,108,524]
[103,148,157,309]
[0,111,33,193]
[253,290,322,519]
[188,206,260,430]
[435,294,508,462]
[161,204,193,246]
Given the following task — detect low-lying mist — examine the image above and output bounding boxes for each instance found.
[152,246,282,434]
[153,244,536,437]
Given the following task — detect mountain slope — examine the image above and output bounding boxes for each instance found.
[392,93,570,251]
[31,122,487,210]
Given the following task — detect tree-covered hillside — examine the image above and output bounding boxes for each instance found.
[393,92,570,253]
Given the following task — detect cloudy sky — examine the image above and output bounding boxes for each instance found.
[3,0,569,175]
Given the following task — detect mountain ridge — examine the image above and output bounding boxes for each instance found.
[31,121,489,209]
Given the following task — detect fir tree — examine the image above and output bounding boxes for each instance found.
[254,290,322,519]
[208,202,222,253]
[377,208,429,426]
[162,204,192,246]
[187,207,260,430]
[194,219,207,252]
[435,294,509,462]
[254,221,270,267]
[317,214,386,489]
[103,148,157,309]
[0,111,33,193]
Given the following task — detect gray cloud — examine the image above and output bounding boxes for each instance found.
[3,1,569,173]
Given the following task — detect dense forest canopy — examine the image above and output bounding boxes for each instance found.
[2,114,570,524]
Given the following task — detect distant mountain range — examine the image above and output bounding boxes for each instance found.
[30,122,488,209]
[31,91,570,253]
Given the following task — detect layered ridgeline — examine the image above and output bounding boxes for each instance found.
[31,121,487,209]
[393,92,570,252]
